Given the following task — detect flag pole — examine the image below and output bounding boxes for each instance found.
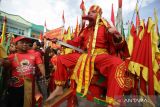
[79,0,86,35]
[62,10,65,35]
[0,16,7,46]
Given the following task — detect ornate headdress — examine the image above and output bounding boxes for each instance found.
[89,5,102,15]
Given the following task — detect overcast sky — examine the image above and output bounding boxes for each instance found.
[0,0,159,30]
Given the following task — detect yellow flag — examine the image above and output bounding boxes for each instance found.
[138,20,145,40]
[148,17,160,93]
[63,27,71,41]
[0,16,7,46]
[127,33,133,56]
[127,24,136,56]
[154,8,158,25]
[0,44,8,58]
[154,8,159,36]
[63,27,73,54]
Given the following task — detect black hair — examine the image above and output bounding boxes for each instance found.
[35,41,41,47]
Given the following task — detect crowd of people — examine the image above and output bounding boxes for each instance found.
[0,36,61,107]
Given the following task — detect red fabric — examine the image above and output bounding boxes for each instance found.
[130,21,154,95]
[140,71,147,94]
[54,25,127,100]
[74,17,79,38]
[89,5,102,15]
[51,56,57,66]
[87,85,104,101]
[39,32,43,41]
[111,4,115,26]
[44,27,63,40]
[136,12,140,29]
[67,25,120,55]
[8,52,43,87]
[13,36,32,43]
[130,24,139,57]
[145,28,154,95]
[28,49,44,77]
[118,0,122,8]
[28,49,43,59]
[80,0,85,10]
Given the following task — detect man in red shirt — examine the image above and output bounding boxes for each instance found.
[46,5,130,106]
[0,36,45,107]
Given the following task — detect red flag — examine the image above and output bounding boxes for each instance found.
[62,10,65,24]
[140,71,147,95]
[111,3,115,26]
[139,20,154,95]
[118,0,122,8]
[136,15,140,29]
[74,16,79,38]
[80,0,85,10]
[39,32,43,41]
[44,26,63,40]
[130,18,154,96]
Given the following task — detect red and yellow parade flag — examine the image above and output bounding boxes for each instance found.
[44,27,63,40]
[39,32,43,41]
[128,18,160,104]
[44,27,63,49]
[80,0,85,11]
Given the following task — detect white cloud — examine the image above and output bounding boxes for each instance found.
[0,0,157,30]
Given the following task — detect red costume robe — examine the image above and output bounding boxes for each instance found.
[53,23,128,104]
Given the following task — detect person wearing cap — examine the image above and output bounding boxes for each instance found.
[0,36,45,107]
[9,42,16,54]
[46,5,130,106]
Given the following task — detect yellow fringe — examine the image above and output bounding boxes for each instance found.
[72,49,108,96]
[55,80,66,86]
[76,54,87,93]
[83,57,90,96]
[128,60,160,93]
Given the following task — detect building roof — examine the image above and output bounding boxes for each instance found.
[0,10,44,31]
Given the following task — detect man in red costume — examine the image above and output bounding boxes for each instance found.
[46,5,129,106]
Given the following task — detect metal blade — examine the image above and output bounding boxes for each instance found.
[57,40,84,53]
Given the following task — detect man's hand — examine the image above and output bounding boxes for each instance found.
[108,27,118,34]
[108,27,123,43]
[108,27,122,38]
